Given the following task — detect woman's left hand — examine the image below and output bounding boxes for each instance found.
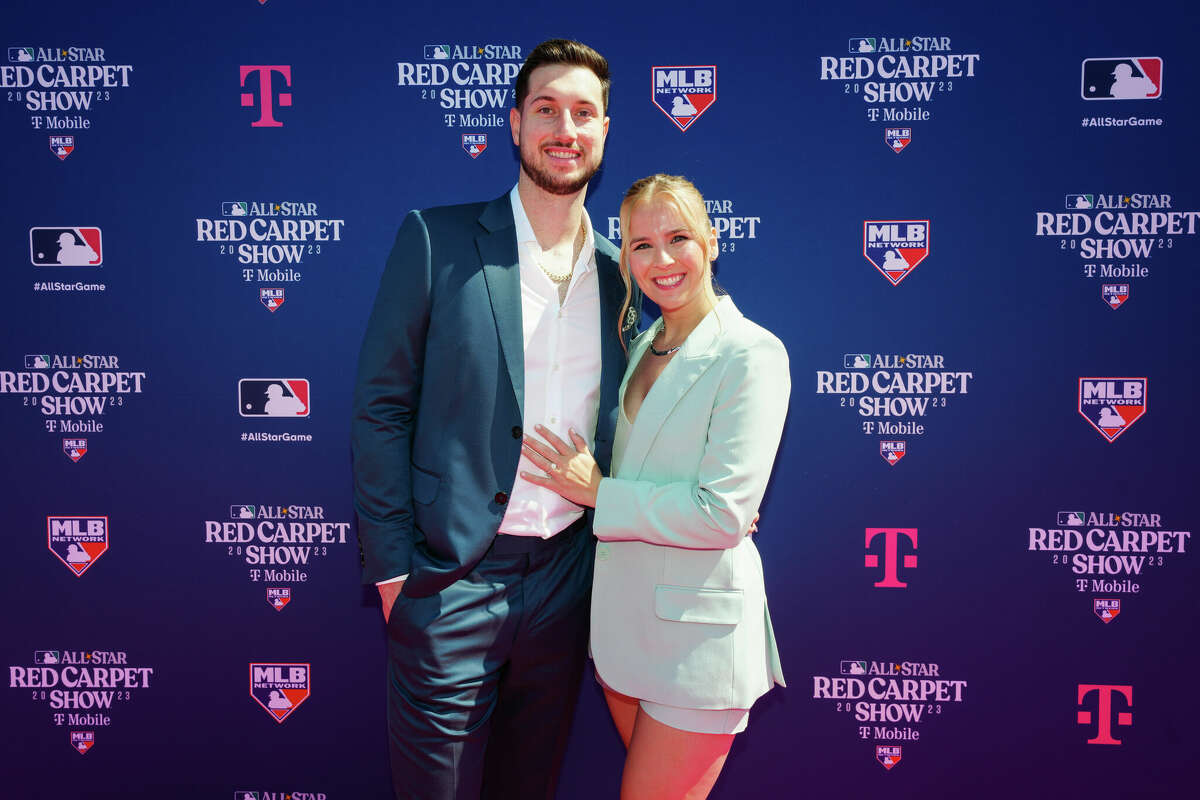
[521,425,601,508]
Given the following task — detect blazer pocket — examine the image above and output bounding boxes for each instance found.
[654,584,744,625]
[410,463,441,505]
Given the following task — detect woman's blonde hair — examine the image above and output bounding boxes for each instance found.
[615,174,716,349]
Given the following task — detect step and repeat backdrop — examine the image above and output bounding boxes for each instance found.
[2,1,1196,798]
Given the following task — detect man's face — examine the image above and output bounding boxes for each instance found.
[510,64,609,197]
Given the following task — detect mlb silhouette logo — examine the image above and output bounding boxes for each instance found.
[1102,284,1129,310]
[249,662,311,723]
[9,47,35,62]
[1094,598,1120,623]
[425,45,451,60]
[844,353,871,368]
[238,379,310,417]
[1057,511,1085,526]
[231,505,256,519]
[70,731,94,755]
[1081,57,1162,100]
[863,220,929,286]
[462,133,487,159]
[884,127,911,153]
[840,660,867,675]
[26,354,50,369]
[880,440,905,465]
[63,438,87,463]
[29,227,103,266]
[849,38,877,53]
[1078,377,1147,442]
[47,516,109,577]
[1065,194,1095,209]
[651,66,717,132]
[235,792,261,800]
[49,135,74,160]
[222,202,249,217]
[876,745,902,770]
[267,587,291,611]
[35,650,62,664]
[260,288,285,312]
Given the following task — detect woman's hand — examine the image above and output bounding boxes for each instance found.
[520,425,601,508]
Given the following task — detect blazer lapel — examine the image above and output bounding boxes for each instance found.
[595,244,627,446]
[618,301,733,479]
[477,195,524,412]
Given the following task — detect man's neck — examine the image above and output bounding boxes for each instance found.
[516,174,588,251]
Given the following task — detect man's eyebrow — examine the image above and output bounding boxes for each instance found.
[528,94,598,108]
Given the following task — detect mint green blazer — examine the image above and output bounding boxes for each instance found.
[591,297,790,711]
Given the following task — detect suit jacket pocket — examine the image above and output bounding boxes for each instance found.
[654,584,744,625]
[411,463,441,505]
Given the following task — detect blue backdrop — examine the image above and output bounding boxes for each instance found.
[2,1,1196,797]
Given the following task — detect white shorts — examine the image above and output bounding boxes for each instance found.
[596,671,749,734]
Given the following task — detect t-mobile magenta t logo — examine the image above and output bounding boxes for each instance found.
[1077,684,1132,745]
[864,528,917,588]
[240,65,292,127]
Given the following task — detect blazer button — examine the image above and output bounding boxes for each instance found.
[494,491,509,505]
[511,426,522,439]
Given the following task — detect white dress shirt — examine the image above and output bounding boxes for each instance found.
[500,185,603,537]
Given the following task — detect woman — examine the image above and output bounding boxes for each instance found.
[522,175,790,799]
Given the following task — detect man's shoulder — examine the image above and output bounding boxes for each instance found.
[408,197,496,230]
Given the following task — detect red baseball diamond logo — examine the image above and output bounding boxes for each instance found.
[29,227,102,266]
[1094,598,1120,623]
[884,127,911,153]
[47,516,108,577]
[863,221,929,285]
[63,438,87,463]
[260,288,285,312]
[864,528,917,588]
[1077,684,1132,744]
[240,65,292,127]
[880,440,905,465]
[651,66,716,131]
[876,744,902,770]
[49,135,74,160]
[249,662,310,722]
[70,731,94,755]
[238,378,309,417]
[1078,378,1146,442]
[1081,57,1161,100]
[1102,284,1128,309]
[267,587,291,611]
[462,133,487,158]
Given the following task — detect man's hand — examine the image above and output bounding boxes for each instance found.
[379,580,404,623]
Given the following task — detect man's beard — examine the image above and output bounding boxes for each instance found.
[520,145,602,196]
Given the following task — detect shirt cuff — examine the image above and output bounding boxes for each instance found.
[375,574,408,586]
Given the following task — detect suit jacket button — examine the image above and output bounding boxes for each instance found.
[494,491,508,505]
[511,426,522,439]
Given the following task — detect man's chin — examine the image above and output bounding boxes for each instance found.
[521,160,598,197]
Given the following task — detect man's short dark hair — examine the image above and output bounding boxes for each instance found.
[514,39,610,114]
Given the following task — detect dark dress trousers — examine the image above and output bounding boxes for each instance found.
[352,192,636,799]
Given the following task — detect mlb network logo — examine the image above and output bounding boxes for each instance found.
[260,287,285,312]
[880,440,905,465]
[1102,284,1128,310]
[863,220,929,285]
[267,587,291,611]
[884,127,911,153]
[49,135,74,160]
[462,133,487,159]
[249,662,311,723]
[876,745,902,770]
[238,379,309,417]
[651,66,717,132]
[47,516,109,577]
[29,227,102,266]
[70,731,94,755]
[1094,598,1120,624]
[1081,58,1161,100]
[864,528,917,588]
[1078,378,1146,442]
[63,438,87,463]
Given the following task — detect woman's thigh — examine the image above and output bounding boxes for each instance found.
[620,708,735,800]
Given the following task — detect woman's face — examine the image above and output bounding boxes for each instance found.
[625,198,717,321]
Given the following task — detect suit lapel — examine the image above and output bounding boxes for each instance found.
[618,302,732,479]
[477,195,524,412]
[595,244,627,447]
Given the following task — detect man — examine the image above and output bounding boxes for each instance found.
[352,39,638,800]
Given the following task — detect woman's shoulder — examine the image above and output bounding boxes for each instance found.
[719,303,788,362]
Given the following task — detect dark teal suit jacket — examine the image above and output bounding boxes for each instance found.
[352,193,637,596]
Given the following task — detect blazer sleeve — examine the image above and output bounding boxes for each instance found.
[593,334,791,549]
[351,210,432,583]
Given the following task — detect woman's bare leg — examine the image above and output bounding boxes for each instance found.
[619,707,735,800]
